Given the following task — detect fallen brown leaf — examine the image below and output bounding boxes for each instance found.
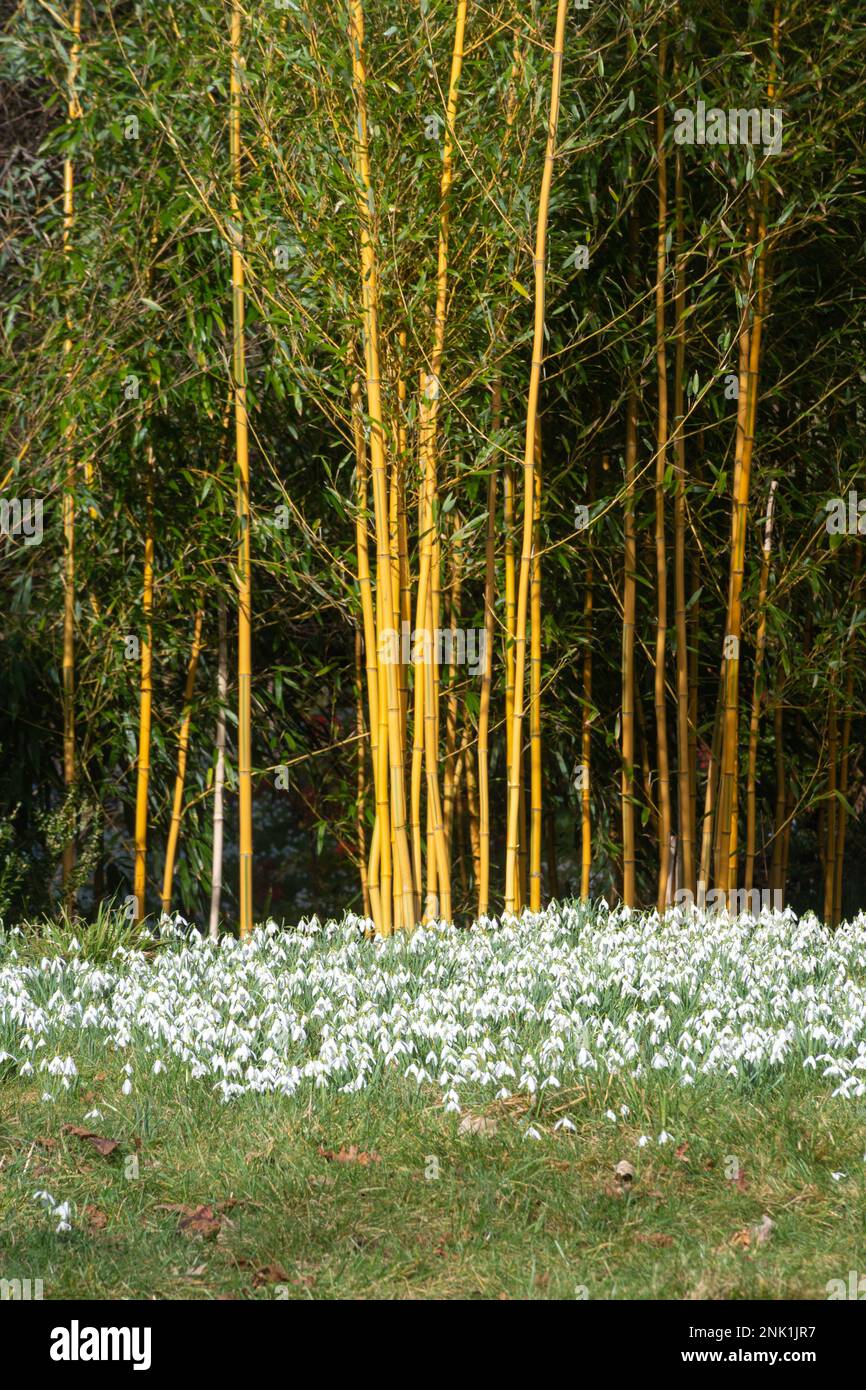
[614,1159,636,1185]
[84,1204,108,1231]
[675,1143,689,1161]
[729,1227,752,1249]
[635,1232,674,1247]
[252,1261,288,1287]
[179,1204,221,1239]
[62,1125,119,1158]
[318,1144,381,1166]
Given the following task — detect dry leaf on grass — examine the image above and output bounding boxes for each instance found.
[252,1261,288,1287]
[458,1114,498,1137]
[318,1144,381,1165]
[727,1215,773,1251]
[614,1159,636,1185]
[179,1205,221,1239]
[62,1124,119,1157]
[84,1204,108,1231]
[157,1202,222,1239]
[635,1232,674,1247]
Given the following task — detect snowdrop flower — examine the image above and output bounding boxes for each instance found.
[524,1126,542,1141]
[637,1135,651,1148]
[2,904,865,1109]
[605,1109,617,1122]
[553,1117,576,1133]
[657,1131,674,1145]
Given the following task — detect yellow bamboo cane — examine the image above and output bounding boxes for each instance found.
[352,379,385,932]
[529,427,542,910]
[653,33,672,911]
[504,0,568,914]
[744,481,777,891]
[477,385,499,915]
[230,0,253,937]
[621,204,639,906]
[672,126,695,897]
[208,598,227,940]
[61,0,82,910]
[133,450,154,923]
[348,0,415,931]
[161,609,205,916]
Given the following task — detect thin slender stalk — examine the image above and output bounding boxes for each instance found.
[672,124,694,897]
[504,0,568,914]
[653,32,672,911]
[581,495,593,902]
[823,681,838,925]
[132,449,154,924]
[208,599,227,940]
[529,426,543,910]
[161,608,204,915]
[833,548,861,925]
[354,624,371,919]
[477,388,498,915]
[769,697,786,896]
[61,0,83,911]
[744,481,778,890]
[621,208,639,908]
[230,0,253,936]
[442,515,464,857]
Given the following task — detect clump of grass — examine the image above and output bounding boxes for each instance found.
[1,898,162,966]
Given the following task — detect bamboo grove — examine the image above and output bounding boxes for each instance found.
[1,1,865,933]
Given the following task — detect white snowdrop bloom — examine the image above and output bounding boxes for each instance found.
[831,1171,847,1181]
[3,905,866,1107]
[553,1117,576,1133]
[524,1127,542,1140]
[121,1079,132,1096]
[637,1135,651,1148]
[151,1060,163,1075]
[657,1130,674,1145]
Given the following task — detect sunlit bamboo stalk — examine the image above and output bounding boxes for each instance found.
[161,608,204,916]
[132,448,154,923]
[529,427,543,910]
[230,0,253,937]
[61,0,83,911]
[208,598,227,940]
[504,0,568,914]
[348,0,416,930]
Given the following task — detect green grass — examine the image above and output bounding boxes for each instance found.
[2,1062,864,1300]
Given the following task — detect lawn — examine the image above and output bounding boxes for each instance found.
[1,903,865,1300]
